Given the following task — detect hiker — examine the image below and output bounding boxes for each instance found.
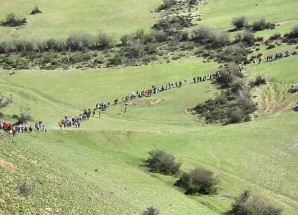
[179,80,182,87]
[42,125,47,132]
[35,122,39,131]
[58,120,62,129]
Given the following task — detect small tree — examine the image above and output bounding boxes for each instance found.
[227,190,282,215]
[146,150,181,175]
[232,16,248,30]
[175,168,218,195]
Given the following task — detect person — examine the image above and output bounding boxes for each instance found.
[98,111,101,118]
[12,125,16,137]
[29,125,33,132]
[124,104,128,112]
[93,109,96,117]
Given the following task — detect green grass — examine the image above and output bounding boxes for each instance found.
[0,0,161,41]
[1,0,298,214]
[1,56,298,214]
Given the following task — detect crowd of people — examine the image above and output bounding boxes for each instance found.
[58,109,91,129]
[253,50,292,64]
[92,71,222,115]
[265,50,291,62]
[0,120,47,137]
[2,50,291,135]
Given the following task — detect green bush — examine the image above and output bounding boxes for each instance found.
[252,18,274,31]
[156,0,176,11]
[193,85,257,125]
[2,13,26,27]
[253,75,266,86]
[216,63,243,88]
[108,54,122,66]
[175,168,218,195]
[242,31,255,45]
[289,25,298,38]
[192,25,230,47]
[93,32,114,49]
[31,6,42,15]
[232,16,248,30]
[227,190,282,215]
[146,150,181,175]
[66,33,91,51]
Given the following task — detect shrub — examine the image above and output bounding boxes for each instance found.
[242,31,255,45]
[142,207,160,215]
[289,25,298,38]
[152,30,168,42]
[216,63,243,88]
[269,33,281,40]
[146,150,181,175]
[66,32,91,51]
[93,32,114,49]
[17,182,33,196]
[31,6,42,15]
[46,39,59,50]
[125,39,145,58]
[266,44,275,49]
[108,54,122,66]
[193,84,256,124]
[216,44,248,63]
[252,17,273,31]
[0,112,4,118]
[156,0,176,11]
[253,75,266,86]
[2,13,26,27]
[120,34,131,46]
[227,190,282,215]
[17,113,33,124]
[232,16,248,30]
[192,25,230,47]
[175,168,218,195]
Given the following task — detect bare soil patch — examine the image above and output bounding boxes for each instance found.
[0,159,16,172]
[127,98,167,106]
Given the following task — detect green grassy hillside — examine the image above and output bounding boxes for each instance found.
[1,0,298,214]
[0,0,160,41]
